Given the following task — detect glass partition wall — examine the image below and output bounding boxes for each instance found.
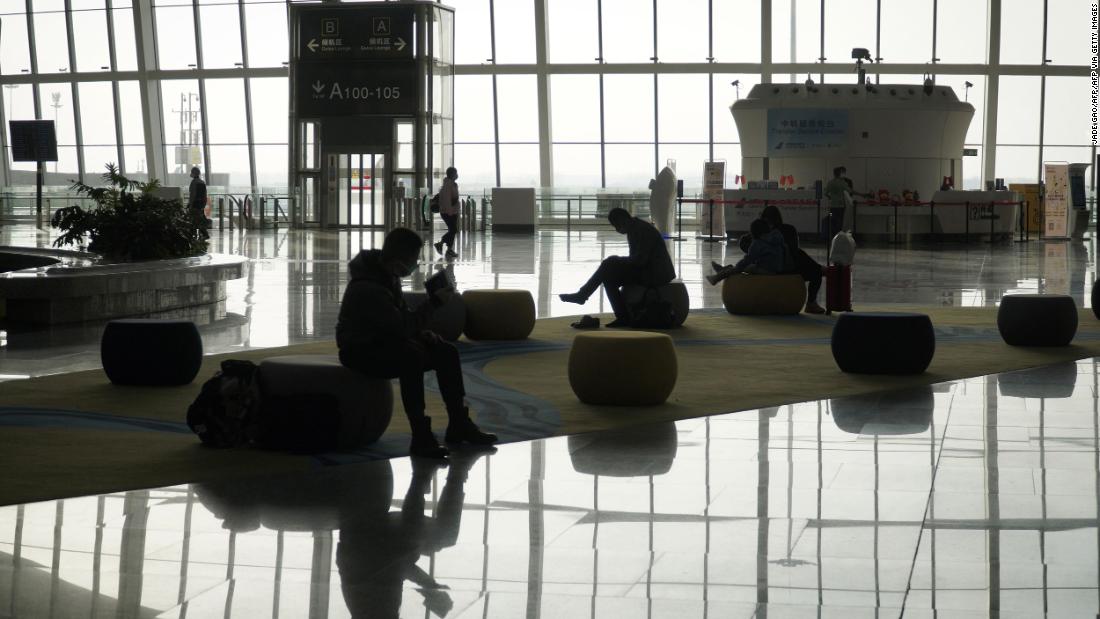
[0,1,1093,216]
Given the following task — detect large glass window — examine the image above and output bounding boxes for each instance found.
[208,145,251,189]
[938,0,987,64]
[495,75,538,143]
[1043,77,1090,146]
[657,0,707,63]
[449,0,491,65]
[0,13,31,75]
[658,74,709,143]
[713,0,760,62]
[605,144,654,188]
[552,144,601,190]
[603,75,654,142]
[997,76,1040,144]
[155,6,197,70]
[494,0,535,63]
[200,4,243,69]
[823,0,875,64]
[498,144,539,186]
[204,79,248,144]
[602,0,653,63]
[1047,1,1092,66]
[161,79,204,175]
[455,75,495,142]
[548,0,598,63]
[550,74,600,142]
[995,145,1040,184]
[880,0,933,64]
[43,84,75,146]
[72,9,111,72]
[773,0,822,63]
[244,2,287,68]
[1000,0,1042,64]
[33,11,71,73]
[77,81,116,147]
[253,144,288,190]
[116,81,145,146]
[454,143,496,190]
[249,78,288,144]
[112,8,139,71]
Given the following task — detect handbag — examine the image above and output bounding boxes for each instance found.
[429,194,440,213]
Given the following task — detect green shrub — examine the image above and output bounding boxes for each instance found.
[51,164,207,261]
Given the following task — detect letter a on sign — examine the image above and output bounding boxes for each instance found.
[373,17,391,36]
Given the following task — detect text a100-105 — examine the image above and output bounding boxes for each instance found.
[327,84,401,100]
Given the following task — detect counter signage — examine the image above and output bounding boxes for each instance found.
[295,62,418,116]
[700,161,726,234]
[766,109,848,157]
[1043,162,1071,238]
[297,6,414,60]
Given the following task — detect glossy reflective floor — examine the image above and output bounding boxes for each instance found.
[2,221,1100,618]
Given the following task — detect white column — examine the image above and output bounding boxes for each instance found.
[982,0,1001,187]
[132,0,167,183]
[534,0,553,190]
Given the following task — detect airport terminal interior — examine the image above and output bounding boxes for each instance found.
[0,0,1099,617]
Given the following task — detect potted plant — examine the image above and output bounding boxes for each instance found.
[51,164,208,261]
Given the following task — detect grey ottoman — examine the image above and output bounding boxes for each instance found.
[997,294,1078,346]
[623,280,690,327]
[404,291,467,341]
[254,355,393,452]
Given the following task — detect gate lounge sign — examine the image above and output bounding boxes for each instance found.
[293,4,419,117]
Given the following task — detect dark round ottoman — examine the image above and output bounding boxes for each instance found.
[997,294,1078,346]
[830,312,935,374]
[1091,281,1100,320]
[101,319,203,385]
[622,280,690,327]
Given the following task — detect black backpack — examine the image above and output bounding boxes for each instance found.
[629,288,677,329]
[186,360,260,448]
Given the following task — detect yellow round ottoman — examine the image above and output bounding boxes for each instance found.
[721,273,806,315]
[462,289,536,340]
[568,331,677,405]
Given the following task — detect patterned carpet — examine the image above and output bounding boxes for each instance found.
[3,305,1100,506]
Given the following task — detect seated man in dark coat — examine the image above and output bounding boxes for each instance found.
[336,227,496,459]
[559,207,676,327]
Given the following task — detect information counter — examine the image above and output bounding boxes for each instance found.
[722,189,1021,240]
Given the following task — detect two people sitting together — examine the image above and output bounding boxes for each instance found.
[707,205,826,314]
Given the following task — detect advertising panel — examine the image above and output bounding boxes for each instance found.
[766,109,848,158]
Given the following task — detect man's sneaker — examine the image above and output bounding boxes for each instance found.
[804,302,826,314]
[433,241,444,255]
[445,415,498,446]
[445,249,458,259]
[711,260,725,273]
[706,273,722,286]
[559,292,586,304]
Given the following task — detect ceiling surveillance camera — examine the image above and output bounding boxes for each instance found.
[851,48,872,61]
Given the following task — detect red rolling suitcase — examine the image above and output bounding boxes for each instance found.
[824,264,852,314]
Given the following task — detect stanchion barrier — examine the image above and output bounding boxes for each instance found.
[566,199,571,233]
[218,197,224,230]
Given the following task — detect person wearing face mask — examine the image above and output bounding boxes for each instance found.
[336,227,497,459]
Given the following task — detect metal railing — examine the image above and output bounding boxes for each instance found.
[211,193,292,231]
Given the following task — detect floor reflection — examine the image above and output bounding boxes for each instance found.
[1,223,1098,378]
[3,360,1100,616]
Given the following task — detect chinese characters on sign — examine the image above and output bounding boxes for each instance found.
[766,109,849,157]
[1043,162,1071,238]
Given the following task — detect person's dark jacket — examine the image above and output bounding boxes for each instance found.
[625,217,676,286]
[336,250,430,356]
[188,177,207,210]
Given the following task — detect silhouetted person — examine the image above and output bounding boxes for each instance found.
[188,166,209,239]
[559,207,676,327]
[336,228,497,459]
[338,450,490,618]
[707,218,789,285]
[433,167,460,260]
[761,205,824,314]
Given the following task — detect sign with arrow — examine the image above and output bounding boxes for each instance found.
[296,5,415,60]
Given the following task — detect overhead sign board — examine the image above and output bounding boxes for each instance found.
[296,5,414,61]
[9,120,58,162]
[295,62,418,117]
[766,109,848,157]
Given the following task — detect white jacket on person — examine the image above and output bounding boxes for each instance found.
[438,177,460,216]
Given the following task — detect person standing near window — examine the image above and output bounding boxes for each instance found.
[434,167,460,260]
